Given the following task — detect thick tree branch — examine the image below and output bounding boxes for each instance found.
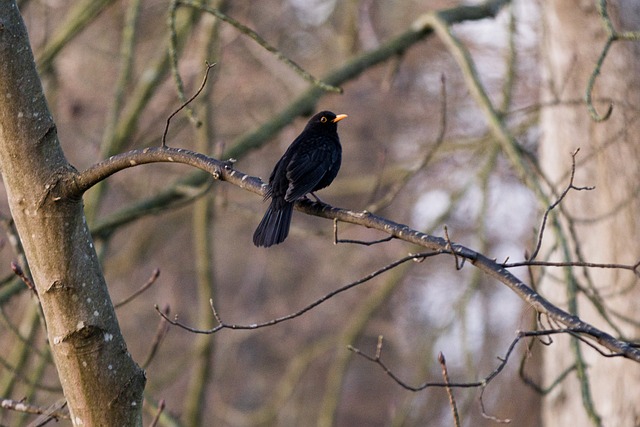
[84,147,640,362]
[67,147,261,199]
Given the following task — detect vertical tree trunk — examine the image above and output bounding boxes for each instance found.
[540,1,640,425]
[0,2,145,425]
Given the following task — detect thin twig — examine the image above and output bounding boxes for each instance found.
[444,225,463,270]
[349,329,621,393]
[1,398,68,423]
[503,259,640,278]
[148,399,166,427]
[162,62,216,147]
[529,149,594,260]
[167,0,201,127]
[156,252,441,334]
[479,386,511,423]
[333,218,394,245]
[115,269,161,308]
[142,305,171,369]
[11,261,36,295]
[438,352,460,427]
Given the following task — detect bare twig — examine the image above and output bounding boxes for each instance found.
[142,305,171,369]
[11,261,36,295]
[148,399,165,427]
[349,329,626,393]
[115,269,161,309]
[1,397,68,423]
[333,218,394,246]
[162,62,216,147]
[438,352,460,427]
[479,386,511,423]
[156,252,442,334]
[528,149,594,260]
[444,225,463,270]
[503,258,640,278]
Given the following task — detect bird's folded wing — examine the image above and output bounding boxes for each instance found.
[284,148,334,201]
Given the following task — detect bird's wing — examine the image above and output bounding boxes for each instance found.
[265,154,290,199]
[284,145,336,201]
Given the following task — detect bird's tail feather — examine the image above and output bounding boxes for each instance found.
[253,201,294,247]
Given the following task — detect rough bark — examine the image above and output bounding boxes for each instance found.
[0,2,145,425]
[540,1,640,425]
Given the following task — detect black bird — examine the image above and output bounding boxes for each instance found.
[253,111,348,247]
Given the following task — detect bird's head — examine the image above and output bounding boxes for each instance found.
[305,111,348,131]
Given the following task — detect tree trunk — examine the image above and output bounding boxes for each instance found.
[0,2,145,425]
[540,1,640,425]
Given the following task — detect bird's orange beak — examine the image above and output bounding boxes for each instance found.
[332,114,348,123]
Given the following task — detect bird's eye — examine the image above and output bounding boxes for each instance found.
[320,116,327,123]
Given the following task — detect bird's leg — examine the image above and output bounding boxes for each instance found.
[309,192,325,204]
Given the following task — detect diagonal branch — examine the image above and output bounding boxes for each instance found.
[64,146,640,362]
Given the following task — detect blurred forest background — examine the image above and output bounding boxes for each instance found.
[1,0,639,426]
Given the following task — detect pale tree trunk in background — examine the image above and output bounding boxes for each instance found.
[540,1,640,426]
